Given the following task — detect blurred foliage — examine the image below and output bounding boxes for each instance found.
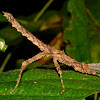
[0,0,100,99]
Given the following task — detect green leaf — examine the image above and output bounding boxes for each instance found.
[63,0,90,62]
[0,37,8,52]
[0,69,100,100]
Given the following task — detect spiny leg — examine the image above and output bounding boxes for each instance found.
[10,52,45,94]
[53,58,65,94]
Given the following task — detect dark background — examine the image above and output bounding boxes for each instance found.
[0,0,65,16]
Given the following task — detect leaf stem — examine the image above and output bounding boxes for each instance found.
[34,0,54,22]
[0,52,12,72]
[94,92,98,100]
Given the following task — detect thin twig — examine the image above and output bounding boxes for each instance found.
[86,8,100,26]
[3,12,100,94]
[34,0,54,22]
[0,52,12,72]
